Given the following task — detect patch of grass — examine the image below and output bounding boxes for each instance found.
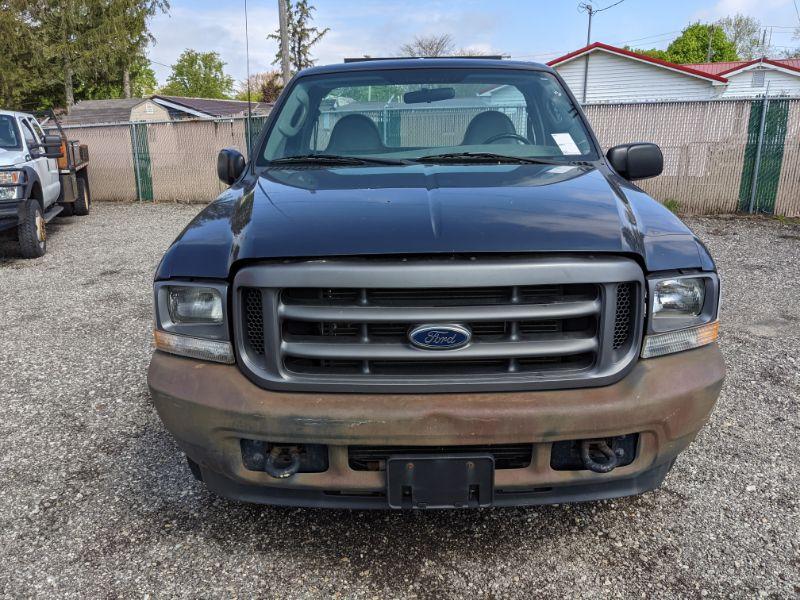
[773,214,800,226]
[662,198,681,214]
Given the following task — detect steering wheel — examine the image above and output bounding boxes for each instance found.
[483,132,530,145]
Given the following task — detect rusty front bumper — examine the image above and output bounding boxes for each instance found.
[148,343,725,508]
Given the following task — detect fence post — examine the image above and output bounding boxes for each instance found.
[748,82,770,214]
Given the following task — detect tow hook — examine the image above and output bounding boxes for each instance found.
[263,446,301,479]
[580,439,625,473]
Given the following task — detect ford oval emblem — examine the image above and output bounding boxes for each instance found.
[408,324,472,350]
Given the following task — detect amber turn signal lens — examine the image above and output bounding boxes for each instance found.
[641,321,719,359]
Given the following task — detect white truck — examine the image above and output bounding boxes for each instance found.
[0,109,90,258]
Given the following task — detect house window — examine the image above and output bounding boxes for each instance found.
[751,70,766,88]
[144,103,155,115]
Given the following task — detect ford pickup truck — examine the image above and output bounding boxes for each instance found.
[148,58,724,509]
[0,110,90,258]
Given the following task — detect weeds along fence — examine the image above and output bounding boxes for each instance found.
[59,97,800,216]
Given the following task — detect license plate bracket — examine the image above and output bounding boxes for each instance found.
[386,454,494,509]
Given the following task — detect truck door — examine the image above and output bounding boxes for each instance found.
[20,118,60,206]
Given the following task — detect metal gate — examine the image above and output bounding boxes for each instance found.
[130,122,153,202]
[738,96,790,214]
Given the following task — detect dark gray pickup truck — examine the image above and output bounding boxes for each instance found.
[148,58,724,509]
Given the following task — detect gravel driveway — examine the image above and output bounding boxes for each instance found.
[0,204,798,599]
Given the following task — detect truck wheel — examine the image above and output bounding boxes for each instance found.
[59,202,74,217]
[18,200,47,258]
[74,176,91,216]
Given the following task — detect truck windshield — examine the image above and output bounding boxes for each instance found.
[0,115,22,150]
[258,67,597,165]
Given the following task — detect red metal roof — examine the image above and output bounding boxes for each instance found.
[685,58,800,76]
[547,42,729,82]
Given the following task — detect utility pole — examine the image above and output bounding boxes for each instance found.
[577,1,625,103]
[706,24,714,62]
[278,0,292,85]
[578,2,595,104]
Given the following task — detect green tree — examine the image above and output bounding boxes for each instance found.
[104,0,169,98]
[717,13,762,60]
[160,50,234,98]
[268,0,329,74]
[628,23,738,64]
[624,45,669,61]
[663,23,739,63]
[6,0,168,110]
[0,3,44,109]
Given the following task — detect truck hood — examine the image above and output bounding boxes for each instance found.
[0,148,26,168]
[156,163,713,280]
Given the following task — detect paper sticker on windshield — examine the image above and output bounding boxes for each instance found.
[551,133,581,156]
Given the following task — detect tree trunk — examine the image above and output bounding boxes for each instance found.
[123,68,131,98]
[65,54,74,113]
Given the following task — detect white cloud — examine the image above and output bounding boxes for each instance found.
[147,0,503,87]
[148,4,279,88]
[693,0,794,20]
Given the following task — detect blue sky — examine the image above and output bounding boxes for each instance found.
[148,0,800,89]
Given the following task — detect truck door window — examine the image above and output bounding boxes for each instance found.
[29,119,46,141]
[20,119,39,150]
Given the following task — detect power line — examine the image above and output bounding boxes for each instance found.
[590,0,627,14]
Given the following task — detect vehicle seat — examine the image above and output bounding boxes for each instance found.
[326,114,384,154]
[462,110,517,145]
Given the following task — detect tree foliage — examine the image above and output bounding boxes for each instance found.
[235,71,284,103]
[629,22,739,64]
[160,50,234,99]
[717,13,763,60]
[0,0,168,111]
[268,0,329,74]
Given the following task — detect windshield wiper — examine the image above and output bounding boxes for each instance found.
[413,152,573,165]
[267,154,411,166]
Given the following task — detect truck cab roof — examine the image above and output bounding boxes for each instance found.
[297,57,554,78]
[0,109,36,120]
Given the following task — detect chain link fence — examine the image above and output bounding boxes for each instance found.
[59,98,800,216]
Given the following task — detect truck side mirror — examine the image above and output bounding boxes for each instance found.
[41,135,64,159]
[217,148,246,185]
[606,143,663,180]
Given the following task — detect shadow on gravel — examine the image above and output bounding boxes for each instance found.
[0,217,74,264]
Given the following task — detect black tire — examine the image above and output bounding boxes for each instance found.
[74,176,90,216]
[18,200,46,258]
[59,201,74,217]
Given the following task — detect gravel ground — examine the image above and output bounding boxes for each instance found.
[0,203,798,599]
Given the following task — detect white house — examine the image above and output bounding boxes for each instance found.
[543,42,800,103]
[685,58,800,98]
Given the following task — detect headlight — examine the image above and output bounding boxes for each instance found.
[642,273,719,358]
[0,170,23,185]
[0,170,23,200]
[652,278,705,318]
[167,286,223,323]
[154,282,233,363]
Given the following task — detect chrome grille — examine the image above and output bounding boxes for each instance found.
[234,257,644,392]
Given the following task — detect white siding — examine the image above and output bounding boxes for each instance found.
[720,68,800,98]
[554,50,720,103]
